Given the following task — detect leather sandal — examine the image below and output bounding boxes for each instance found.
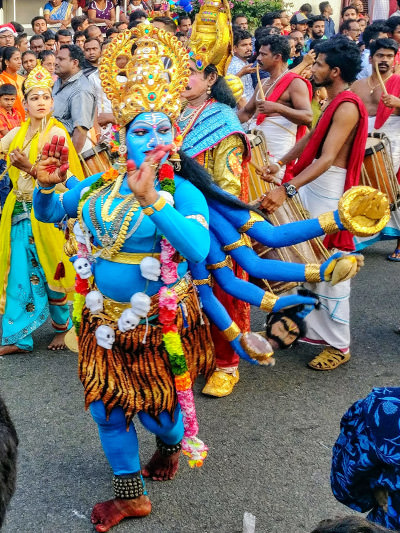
[308,347,351,371]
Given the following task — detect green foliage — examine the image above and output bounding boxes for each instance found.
[231,0,282,30]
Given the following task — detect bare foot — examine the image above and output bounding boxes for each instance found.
[142,449,180,481]
[0,345,29,356]
[91,495,151,532]
[47,331,67,351]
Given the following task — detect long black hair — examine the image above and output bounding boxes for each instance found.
[204,64,236,109]
[178,149,266,217]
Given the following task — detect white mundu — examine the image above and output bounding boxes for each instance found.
[299,164,351,350]
[257,115,297,181]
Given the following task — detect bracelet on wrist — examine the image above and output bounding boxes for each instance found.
[142,195,167,216]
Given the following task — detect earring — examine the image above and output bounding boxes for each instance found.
[117,126,127,173]
[206,86,211,95]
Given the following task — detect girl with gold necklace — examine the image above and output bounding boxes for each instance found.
[0,63,83,356]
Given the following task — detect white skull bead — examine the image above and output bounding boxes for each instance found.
[73,221,89,245]
[130,292,151,318]
[118,309,140,333]
[95,325,115,349]
[73,257,92,279]
[140,257,161,281]
[85,291,104,314]
[158,190,174,206]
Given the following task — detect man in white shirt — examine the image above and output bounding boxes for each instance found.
[227,29,256,103]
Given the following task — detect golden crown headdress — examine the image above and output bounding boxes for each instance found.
[99,24,190,127]
[188,0,233,75]
[24,61,54,95]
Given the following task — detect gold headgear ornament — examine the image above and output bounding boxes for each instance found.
[23,60,54,95]
[99,24,190,127]
[188,0,233,75]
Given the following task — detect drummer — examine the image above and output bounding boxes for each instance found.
[351,38,400,259]
[261,37,368,372]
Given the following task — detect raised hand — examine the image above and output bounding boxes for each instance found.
[36,135,69,187]
[127,144,172,206]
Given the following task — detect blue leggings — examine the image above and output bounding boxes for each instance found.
[90,400,184,475]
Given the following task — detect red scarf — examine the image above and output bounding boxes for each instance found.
[374,75,400,182]
[292,91,368,251]
[256,71,312,181]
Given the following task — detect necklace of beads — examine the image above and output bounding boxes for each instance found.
[367,73,392,94]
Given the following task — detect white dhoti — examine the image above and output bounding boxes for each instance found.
[299,164,351,350]
[258,116,297,181]
[355,115,400,250]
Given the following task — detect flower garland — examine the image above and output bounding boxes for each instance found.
[158,162,208,468]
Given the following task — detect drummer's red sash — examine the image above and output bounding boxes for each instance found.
[256,72,312,181]
[374,75,400,130]
[292,91,368,251]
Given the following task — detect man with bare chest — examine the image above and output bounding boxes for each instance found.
[238,34,313,181]
[261,37,368,371]
[352,38,400,259]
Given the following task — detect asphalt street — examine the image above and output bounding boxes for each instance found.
[0,240,399,533]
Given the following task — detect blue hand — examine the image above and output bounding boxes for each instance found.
[320,252,344,281]
[272,295,319,313]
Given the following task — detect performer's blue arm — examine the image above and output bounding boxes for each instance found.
[146,178,210,263]
[33,173,103,222]
[208,200,344,247]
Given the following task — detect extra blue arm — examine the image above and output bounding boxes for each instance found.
[208,199,344,247]
[189,260,258,365]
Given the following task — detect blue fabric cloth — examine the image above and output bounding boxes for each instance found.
[178,101,247,158]
[1,215,71,350]
[323,16,336,39]
[331,387,400,531]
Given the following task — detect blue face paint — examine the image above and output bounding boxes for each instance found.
[126,112,173,168]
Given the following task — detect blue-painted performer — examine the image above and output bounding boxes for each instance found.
[0,62,84,356]
[32,25,389,532]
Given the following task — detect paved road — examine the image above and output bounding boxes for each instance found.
[1,240,399,533]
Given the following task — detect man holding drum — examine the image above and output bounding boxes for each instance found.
[351,38,400,260]
[261,37,368,371]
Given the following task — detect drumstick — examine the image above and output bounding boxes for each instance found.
[77,125,108,172]
[248,159,281,186]
[375,63,388,95]
[256,64,265,100]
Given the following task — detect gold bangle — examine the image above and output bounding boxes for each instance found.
[206,255,233,270]
[238,212,264,233]
[260,292,278,312]
[36,183,56,194]
[305,264,322,283]
[142,196,167,215]
[318,212,339,235]
[222,234,252,251]
[222,321,241,342]
[192,275,213,286]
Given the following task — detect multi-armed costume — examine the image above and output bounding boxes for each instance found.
[32,24,389,532]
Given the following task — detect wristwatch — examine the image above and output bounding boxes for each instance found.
[282,182,298,198]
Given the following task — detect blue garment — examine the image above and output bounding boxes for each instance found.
[323,16,335,39]
[1,213,71,350]
[331,387,400,531]
[178,101,247,158]
[0,159,10,213]
[305,35,327,51]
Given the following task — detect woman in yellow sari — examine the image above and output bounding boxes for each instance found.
[0,62,83,355]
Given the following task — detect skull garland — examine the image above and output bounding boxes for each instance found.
[130,292,152,317]
[140,256,161,281]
